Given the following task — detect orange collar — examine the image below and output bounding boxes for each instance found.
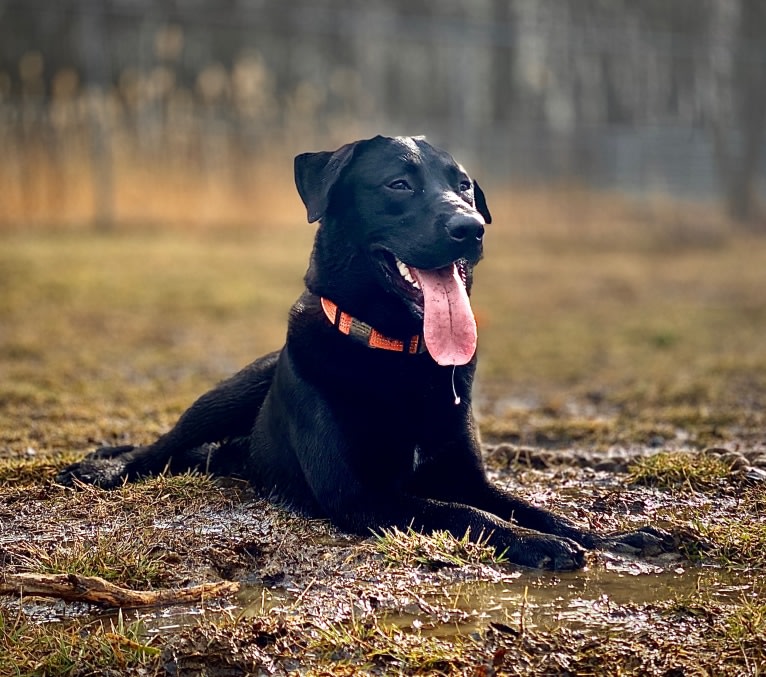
[320,297,425,355]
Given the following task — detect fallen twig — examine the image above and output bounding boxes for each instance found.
[0,572,240,608]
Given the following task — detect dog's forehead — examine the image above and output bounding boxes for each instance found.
[361,136,462,173]
[401,137,458,168]
[393,136,421,156]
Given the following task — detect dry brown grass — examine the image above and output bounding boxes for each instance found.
[1,181,765,460]
[0,146,302,231]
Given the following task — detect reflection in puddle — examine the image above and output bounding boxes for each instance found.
[132,585,289,638]
[127,556,759,640]
[412,559,755,634]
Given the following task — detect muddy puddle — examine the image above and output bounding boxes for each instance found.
[103,554,757,644]
[406,561,756,635]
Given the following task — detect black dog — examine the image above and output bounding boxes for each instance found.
[59,135,669,569]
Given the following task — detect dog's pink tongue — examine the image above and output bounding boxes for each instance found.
[412,264,477,366]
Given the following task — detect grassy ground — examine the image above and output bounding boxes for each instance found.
[1,190,766,675]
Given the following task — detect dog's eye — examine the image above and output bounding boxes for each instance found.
[387,179,412,191]
[459,180,472,192]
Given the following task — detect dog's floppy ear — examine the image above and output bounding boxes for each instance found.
[294,142,357,223]
[473,180,492,225]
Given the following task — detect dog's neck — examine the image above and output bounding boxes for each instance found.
[319,297,426,355]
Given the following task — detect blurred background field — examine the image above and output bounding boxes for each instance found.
[2,203,765,460]
[1,0,765,457]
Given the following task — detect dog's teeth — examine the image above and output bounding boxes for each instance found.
[396,259,418,288]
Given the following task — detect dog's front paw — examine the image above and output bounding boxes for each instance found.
[88,444,137,460]
[595,526,676,557]
[501,532,588,571]
[56,446,137,489]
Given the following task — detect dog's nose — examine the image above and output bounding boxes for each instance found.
[445,213,485,243]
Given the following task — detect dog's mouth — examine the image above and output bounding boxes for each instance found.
[378,252,477,366]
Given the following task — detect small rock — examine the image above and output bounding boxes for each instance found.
[703,447,730,456]
[594,459,623,473]
[718,452,749,470]
[744,467,766,483]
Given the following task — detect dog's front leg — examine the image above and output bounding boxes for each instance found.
[413,405,674,558]
[471,482,675,554]
[305,443,589,570]
[272,384,587,570]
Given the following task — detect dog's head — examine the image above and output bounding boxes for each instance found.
[294,135,491,365]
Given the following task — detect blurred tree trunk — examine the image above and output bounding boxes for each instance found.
[79,0,114,231]
[713,0,766,229]
[490,0,514,125]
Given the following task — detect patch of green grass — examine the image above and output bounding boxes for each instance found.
[0,453,83,487]
[14,528,172,589]
[5,473,251,589]
[0,609,159,677]
[627,451,731,491]
[643,483,766,568]
[309,616,473,674]
[719,593,766,665]
[46,471,244,529]
[682,486,766,568]
[2,471,257,593]
[114,471,245,511]
[664,588,766,671]
[373,527,506,569]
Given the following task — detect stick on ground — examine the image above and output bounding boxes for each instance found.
[0,572,240,607]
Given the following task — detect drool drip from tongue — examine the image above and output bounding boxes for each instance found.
[411,264,477,366]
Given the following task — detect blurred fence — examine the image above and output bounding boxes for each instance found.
[0,0,764,230]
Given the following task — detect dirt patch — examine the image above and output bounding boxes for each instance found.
[1,447,764,675]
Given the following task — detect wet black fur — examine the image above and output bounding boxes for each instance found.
[58,135,671,569]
